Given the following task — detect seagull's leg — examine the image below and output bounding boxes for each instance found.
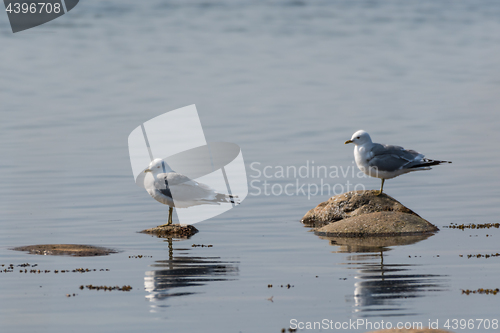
[376,179,385,196]
[167,206,173,226]
[158,206,174,227]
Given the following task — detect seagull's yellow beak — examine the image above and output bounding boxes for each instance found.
[344,139,353,144]
[144,169,151,173]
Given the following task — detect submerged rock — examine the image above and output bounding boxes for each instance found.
[140,224,198,238]
[301,190,438,236]
[12,244,117,257]
[318,233,434,252]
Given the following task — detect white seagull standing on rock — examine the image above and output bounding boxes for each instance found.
[144,158,237,226]
[345,130,451,195]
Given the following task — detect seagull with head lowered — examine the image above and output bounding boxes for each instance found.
[345,130,451,195]
[144,158,237,226]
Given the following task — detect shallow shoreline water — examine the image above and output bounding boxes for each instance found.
[2,1,500,332]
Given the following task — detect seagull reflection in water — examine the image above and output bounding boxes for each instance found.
[144,238,239,305]
[319,234,448,316]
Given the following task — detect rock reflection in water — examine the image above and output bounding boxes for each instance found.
[145,239,238,305]
[319,233,447,317]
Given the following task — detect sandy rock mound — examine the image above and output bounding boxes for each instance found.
[316,211,438,236]
[302,190,418,228]
[302,190,438,236]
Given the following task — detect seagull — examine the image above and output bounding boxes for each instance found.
[344,130,451,195]
[144,158,237,226]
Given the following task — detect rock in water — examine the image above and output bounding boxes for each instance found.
[316,211,438,237]
[11,244,117,256]
[140,224,198,238]
[301,190,438,236]
[301,190,419,227]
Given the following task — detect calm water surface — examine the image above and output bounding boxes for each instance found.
[1,1,500,332]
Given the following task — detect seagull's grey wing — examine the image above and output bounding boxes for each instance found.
[367,143,423,172]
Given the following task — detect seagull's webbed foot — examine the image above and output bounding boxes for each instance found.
[157,220,173,228]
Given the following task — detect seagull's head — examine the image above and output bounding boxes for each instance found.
[345,130,372,146]
[144,158,173,174]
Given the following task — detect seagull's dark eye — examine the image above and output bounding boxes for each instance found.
[357,136,360,139]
